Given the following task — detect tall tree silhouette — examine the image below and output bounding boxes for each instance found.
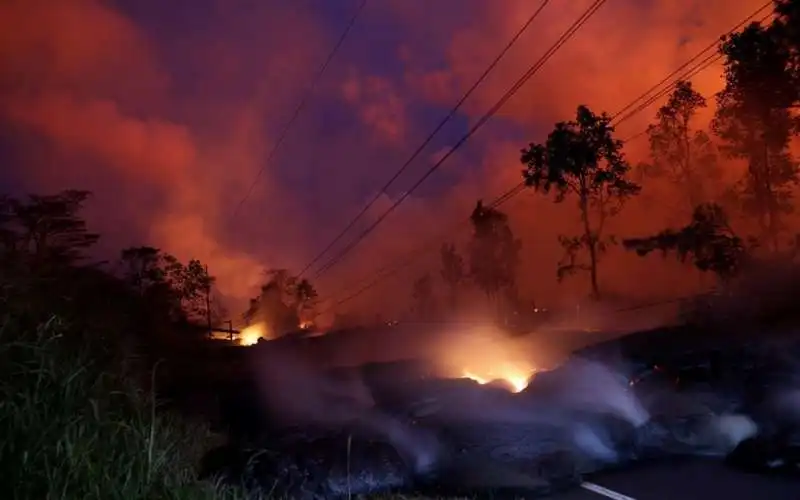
[293,278,319,324]
[174,258,215,321]
[521,105,640,298]
[468,201,521,305]
[8,190,99,266]
[119,247,215,322]
[774,0,800,88]
[712,19,798,252]
[0,196,16,259]
[624,203,748,283]
[640,80,720,213]
[120,246,168,293]
[440,242,465,310]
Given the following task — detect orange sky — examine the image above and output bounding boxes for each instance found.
[0,0,790,323]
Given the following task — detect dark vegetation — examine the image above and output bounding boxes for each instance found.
[244,269,319,334]
[2,1,800,498]
[0,192,247,498]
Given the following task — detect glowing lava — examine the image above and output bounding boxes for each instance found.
[462,362,535,393]
[239,323,268,346]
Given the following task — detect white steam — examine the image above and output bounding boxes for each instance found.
[708,414,759,453]
[248,343,440,474]
[572,424,619,463]
[542,358,650,427]
[246,332,800,479]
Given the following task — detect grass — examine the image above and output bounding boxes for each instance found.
[0,314,249,500]
[0,313,457,500]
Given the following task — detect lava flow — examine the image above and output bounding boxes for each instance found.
[461,362,536,392]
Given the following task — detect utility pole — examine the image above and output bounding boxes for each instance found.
[205,264,212,338]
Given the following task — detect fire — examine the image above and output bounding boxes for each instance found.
[461,362,535,393]
[436,325,538,393]
[239,323,268,346]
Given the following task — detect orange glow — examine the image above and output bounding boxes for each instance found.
[437,325,538,393]
[461,362,535,393]
[1,0,790,327]
[239,323,269,346]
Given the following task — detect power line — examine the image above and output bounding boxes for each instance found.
[319,183,521,309]
[319,46,720,311]
[610,0,773,125]
[614,51,722,126]
[316,4,777,312]
[310,0,609,281]
[295,0,553,278]
[316,181,529,308]
[619,8,774,140]
[230,0,369,218]
[615,52,723,141]
[317,181,527,315]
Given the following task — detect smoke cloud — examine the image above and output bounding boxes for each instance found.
[1,0,795,324]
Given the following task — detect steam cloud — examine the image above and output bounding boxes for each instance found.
[249,343,441,474]
[247,321,800,481]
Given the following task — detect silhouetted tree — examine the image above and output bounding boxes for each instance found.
[245,269,294,320]
[120,246,176,318]
[7,190,99,266]
[712,19,799,252]
[468,201,521,309]
[293,278,319,323]
[0,187,227,400]
[243,269,318,335]
[521,105,640,297]
[623,203,748,283]
[263,269,295,294]
[440,242,465,310]
[120,246,166,294]
[119,247,215,322]
[639,81,720,212]
[173,258,215,320]
[244,282,298,336]
[0,196,15,257]
[208,290,229,328]
[411,272,436,320]
[774,0,800,94]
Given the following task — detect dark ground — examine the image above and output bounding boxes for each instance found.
[556,459,798,499]
[164,319,800,498]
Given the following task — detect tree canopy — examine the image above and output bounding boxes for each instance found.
[244,269,319,335]
[623,203,748,282]
[521,105,640,297]
[640,80,720,213]
[712,18,799,251]
[468,200,521,300]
